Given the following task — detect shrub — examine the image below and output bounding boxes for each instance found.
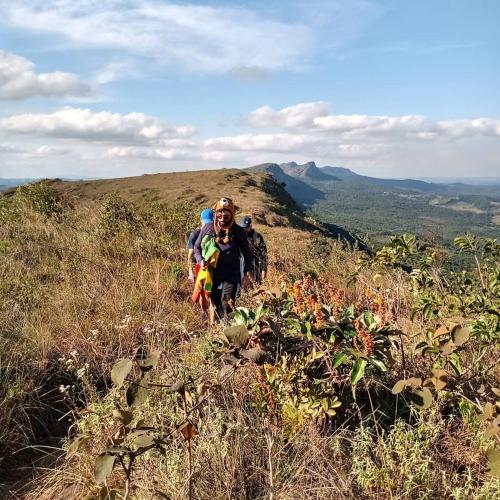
[14,181,64,219]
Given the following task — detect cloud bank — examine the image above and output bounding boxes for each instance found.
[0,50,92,100]
[1,102,499,179]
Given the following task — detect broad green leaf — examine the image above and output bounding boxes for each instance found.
[112,409,133,426]
[223,325,249,347]
[440,341,456,355]
[361,311,377,331]
[137,350,161,372]
[95,453,115,484]
[332,352,347,369]
[428,369,448,390]
[370,358,387,372]
[351,358,367,385]
[485,417,500,439]
[66,435,89,459]
[132,433,155,448]
[451,325,470,346]
[253,304,264,322]
[126,382,148,407]
[232,310,247,325]
[448,353,462,376]
[111,359,133,389]
[240,347,266,364]
[392,380,407,395]
[409,387,433,410]
[407,377,422,388]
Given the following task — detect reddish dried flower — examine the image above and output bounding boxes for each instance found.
[354,317,375,356]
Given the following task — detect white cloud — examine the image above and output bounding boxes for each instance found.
[246,102,500,141]
[0,1,312,74]
[437,118,500,138]
[205,133,318,153]
[0,107,196,144]
[248,102,330,129]
[0,1,381,76]
[107,146,187,160]
[0,142,69,159]
[0,50,92,100]
[2,101,499,178]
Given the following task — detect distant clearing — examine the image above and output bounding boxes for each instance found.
[430,197,485,214]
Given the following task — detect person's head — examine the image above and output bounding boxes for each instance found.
[239,215,252,233]
[200,208,214,225]
[212,197,235,228]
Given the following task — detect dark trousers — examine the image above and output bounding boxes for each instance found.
[211,281,238,320]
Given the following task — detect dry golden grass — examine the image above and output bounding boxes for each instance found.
[1,173,499,499]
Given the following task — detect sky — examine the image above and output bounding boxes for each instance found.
[0,0,499,179]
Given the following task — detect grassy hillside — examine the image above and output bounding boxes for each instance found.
[50,169,307,229]
[0,173,499,499]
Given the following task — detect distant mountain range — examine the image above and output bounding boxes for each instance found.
[0,177,99,192]
[3,165,499,246]
[249,161,499,197]
[248,161,500,245]
[0,178,38,191]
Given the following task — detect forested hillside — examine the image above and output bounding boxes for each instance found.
[250,162,500,247]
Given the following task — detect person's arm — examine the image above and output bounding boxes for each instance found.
[187,249,195,281]
[259,234,268,279]
[194,225,209,265]
[186,231,197,281]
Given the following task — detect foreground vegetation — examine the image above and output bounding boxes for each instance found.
[0,180,499,499]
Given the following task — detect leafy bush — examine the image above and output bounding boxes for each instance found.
[14,181,64,219]
[96,194,139,239]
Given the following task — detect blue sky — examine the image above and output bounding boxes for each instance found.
[0,0,499,179]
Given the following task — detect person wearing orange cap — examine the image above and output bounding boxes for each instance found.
[194,197,252,320]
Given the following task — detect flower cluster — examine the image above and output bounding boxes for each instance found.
[286,276,346,328]
[318,277,345,318]
[86,329,99,342]
[354,318,375,356]
[58,349,89,380]
[116,314,132,330]
[58,384,73,394]
[359,288,393,326]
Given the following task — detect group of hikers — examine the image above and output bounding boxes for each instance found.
[186,197,267,323]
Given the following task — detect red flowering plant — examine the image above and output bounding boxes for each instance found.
[221,274,400,433]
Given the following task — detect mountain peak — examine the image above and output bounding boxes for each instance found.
[280,161,332,180]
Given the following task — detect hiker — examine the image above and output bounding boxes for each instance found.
[187,208,214,283]
[239,216,267,284]
[193,197,252,321]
